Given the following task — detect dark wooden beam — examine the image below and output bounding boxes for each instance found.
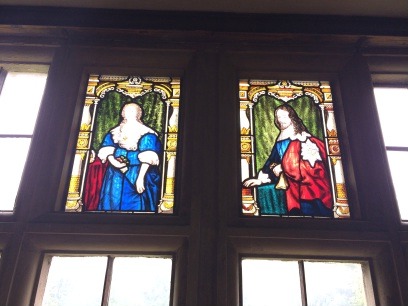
[0,6,407,36]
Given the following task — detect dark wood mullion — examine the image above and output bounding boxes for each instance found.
[386,146,408,152]
[101,256,114,306]
[298,260,308,306]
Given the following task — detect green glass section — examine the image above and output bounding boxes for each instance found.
[253,95,323,173]
[93,91,166,152]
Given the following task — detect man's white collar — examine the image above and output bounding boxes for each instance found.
[290,131,311,142]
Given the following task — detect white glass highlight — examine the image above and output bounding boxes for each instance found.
[304,261,368,306]
[0,72,47,211]
[109,257,173,306]
[386,151,408,219]
[0,138,31,210]
[41,256,108,306]
[241,259,302,306]
[374,87,408,220]
[0,72,47,135]
[374,88,408,147]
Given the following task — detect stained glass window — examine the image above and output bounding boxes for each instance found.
[240,80,349,218]
[66,75,180,213]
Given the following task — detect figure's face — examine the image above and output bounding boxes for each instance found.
[122,105,139,120]
[276,109,292,130]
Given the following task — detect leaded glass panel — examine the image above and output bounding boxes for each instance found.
[240,80,349,218]
[66,75,180,213]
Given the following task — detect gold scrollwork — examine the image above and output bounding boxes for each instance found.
[166,151,176,161]
[77,132,90,149]
[66,199,80,210]
[170,99,179,107]
[330,156,339,166]
[241,127,251,135]
[166,134,178,151]
[239,91,247,99]
[324,92,332,102]
[168,126,178,133]
[327,129,338,137]
[80,123,91,131]
[242,154,252,164]
[160,193,174,213]
[165,177,175,194]
[241,136,251,152]
[304,88,324,103]
[336,183,347,199]
[68,176,80,193]
[328,139,340,155]
[241,142,251,153]
[335,205,350,218]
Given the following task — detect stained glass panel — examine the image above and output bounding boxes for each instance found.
[66,75,180,213]
[240,80,349,218]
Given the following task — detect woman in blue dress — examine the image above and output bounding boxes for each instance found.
[97,103,161,211]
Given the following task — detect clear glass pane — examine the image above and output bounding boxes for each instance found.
[241,258,302,306]
[0,72,47,135]
[387,151,408,219]
[304,261,368,306]
[374,88,408,147]
[0,138,31,210]
[41,256,107,306]
[109,256,172,306]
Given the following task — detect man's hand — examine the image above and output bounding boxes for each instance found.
[243,178,262,187]
[272,164,282,176]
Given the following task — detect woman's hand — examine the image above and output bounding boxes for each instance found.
[136,177,145,193]
[135,163,150,193]
[107,155,127,171]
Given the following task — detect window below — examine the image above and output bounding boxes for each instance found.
[0,70,47,211]
[373,87,408,220]
[241,258,372,306]
[36,255,173,306]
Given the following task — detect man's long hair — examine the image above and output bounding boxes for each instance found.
[274,104,308,135]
